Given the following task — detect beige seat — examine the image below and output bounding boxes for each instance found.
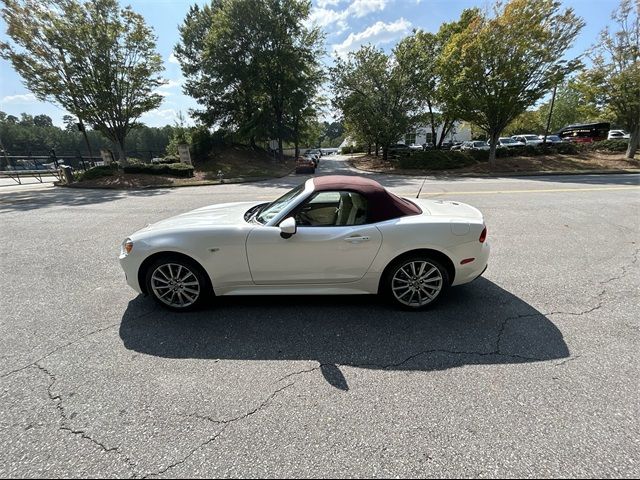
[336,193,353,225]
[347,192,367,224]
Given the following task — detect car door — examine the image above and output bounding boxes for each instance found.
[245,191,383,285]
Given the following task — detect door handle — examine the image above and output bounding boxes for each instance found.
[345,235,370,242]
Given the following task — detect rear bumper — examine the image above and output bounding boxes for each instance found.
[451,241,490,286]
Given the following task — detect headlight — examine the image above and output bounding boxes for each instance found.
[121,238,133,255]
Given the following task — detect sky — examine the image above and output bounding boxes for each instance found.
[0,0,621,128]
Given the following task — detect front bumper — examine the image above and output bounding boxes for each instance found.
[119,253,144,294]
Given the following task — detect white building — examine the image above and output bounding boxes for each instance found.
[339,122,472,149]
[402,122,472,146]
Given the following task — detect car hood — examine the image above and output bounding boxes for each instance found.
[138,201,261,233]
[412,198,484,221]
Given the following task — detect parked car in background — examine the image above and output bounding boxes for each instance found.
[295,155,316,174]
[450,142,463,151]
[461,141,490,151]
[493,137,525,148]
[607,130,630,140]
[538,135,565,144]
[440,141,454,150]
[387,144,412,154]
[409,143,424,151]
[557,122,610,143]
[512,134,543,145]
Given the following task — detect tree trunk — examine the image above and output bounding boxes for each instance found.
[382,145,388,162]
[488,131,500,170]
[278,136,283,162]
[367,143,372,155]
[627,124,639,160]
[375,141,379,156]
[116,137,126,162]
[79,119,94,159]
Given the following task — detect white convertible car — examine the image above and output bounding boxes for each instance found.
[119,176,489,311]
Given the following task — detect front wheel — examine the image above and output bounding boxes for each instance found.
[145,256,211,311]
[383,256,450,309]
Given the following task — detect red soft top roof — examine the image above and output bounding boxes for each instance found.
[312,175,421,222]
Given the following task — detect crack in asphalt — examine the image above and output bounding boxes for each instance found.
[145,382,296,478]
[0,322,122,379]
[33,363,139,477]
[555,355,582,367]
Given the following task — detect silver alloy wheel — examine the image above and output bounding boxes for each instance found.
[391,260,443,307]
[150,263,201,308]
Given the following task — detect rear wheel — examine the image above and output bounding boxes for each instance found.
[383,255,450,309]
[144,256,211,311]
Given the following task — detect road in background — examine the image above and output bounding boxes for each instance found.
[1,155,638,477]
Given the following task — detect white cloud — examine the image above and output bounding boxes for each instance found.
[317,0,342,7]
[1,93,37,104]
[309,7,349,28]
[332,18,412,58]
[168,52,180,64]
[309,0,387,32]
[155,78,183,97]
[346,0,387,18]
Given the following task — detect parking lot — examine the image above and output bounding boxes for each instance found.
[1,156,638,477]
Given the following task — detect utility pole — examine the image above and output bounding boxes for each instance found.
[77,120,94,160]
[543,83,558,145]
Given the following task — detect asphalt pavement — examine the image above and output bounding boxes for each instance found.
[1,155,638,478]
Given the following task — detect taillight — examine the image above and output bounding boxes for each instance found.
[479,226,487,243]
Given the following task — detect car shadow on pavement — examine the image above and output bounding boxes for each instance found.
[119,278,569,390]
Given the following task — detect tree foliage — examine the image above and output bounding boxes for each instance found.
[576,0,639,158]
[0,111,176,158]
[440,0,584,168]
[175,0,324,160]
[0,0,165,159]
[394,10,477,149]
[332,46,421,160]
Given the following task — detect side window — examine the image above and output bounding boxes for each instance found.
[295,191,368,227]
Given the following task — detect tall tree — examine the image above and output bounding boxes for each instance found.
[33,114,53,127]
[1,0,165,159]
[175,0,324,160]
[576,0,639,159]
[332,46,420,161]
[395,11,478,149]
[440,0,584,168]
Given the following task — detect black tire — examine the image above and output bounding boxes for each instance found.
[144,255,212,311]
[382,254,450,310]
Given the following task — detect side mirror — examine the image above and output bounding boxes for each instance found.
[279,217,297,239]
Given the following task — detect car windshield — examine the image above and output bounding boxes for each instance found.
[474,141,488,146]
[500,138,516,143]
[524,135,539,140]
[255,184,305,224]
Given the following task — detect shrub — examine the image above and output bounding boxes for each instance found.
[76,164,117,181]
[340,145,366,154]
[398,151,478,170]
[123,162,194,177]
[585,139,629,153]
